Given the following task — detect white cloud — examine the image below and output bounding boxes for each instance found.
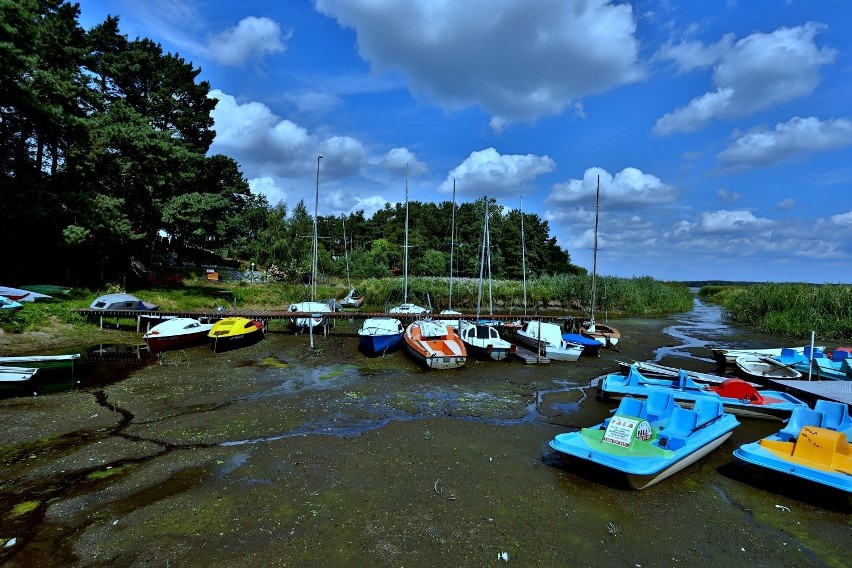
[654,23,835,135]
[693,210,774,234]
[248,176,285,206]
[776,198,796,210]
[717,116,852,170]
[209,16,289,66]
[379,148,429,177]
[547,167,676,210]
[716,188,741,203]
[438,148,555,198]
[316,0,643,126]
[830,211,852,225]
[209,90,317,171]
[317,136,367,177]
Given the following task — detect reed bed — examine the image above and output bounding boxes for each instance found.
[356,274,693,316]
[702,283,852,342]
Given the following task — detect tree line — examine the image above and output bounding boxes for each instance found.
[1,1,581,286]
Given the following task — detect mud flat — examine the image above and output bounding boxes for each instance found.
[0,315,849,567]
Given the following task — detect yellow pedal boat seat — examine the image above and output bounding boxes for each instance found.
[760,426,852,473]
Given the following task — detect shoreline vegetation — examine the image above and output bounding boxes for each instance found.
[700,283,852,342]
[1,275,690,345]
[2,278,850,350]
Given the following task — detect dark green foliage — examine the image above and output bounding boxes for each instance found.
[702,283,852,342]
[1,2,584,287]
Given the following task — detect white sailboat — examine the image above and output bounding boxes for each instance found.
[458,197,514,361]
[439,179,462,328]
[339,215,364,308]
[389,165,429,316]
[581,175,621,347]
[290,155,332,330]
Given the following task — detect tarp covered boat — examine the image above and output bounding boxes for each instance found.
[88,293,158,311]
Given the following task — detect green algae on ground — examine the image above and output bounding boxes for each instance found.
[87,464,133,480]
[259,355,289,369]
[9,500,40,518]
[318,364,356,380]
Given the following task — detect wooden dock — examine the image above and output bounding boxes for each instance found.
[77,308,570,332]
[513,345,550,364]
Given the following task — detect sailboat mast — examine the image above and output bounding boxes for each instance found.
[403,165,409,304]
[313,155,323,302]
[520,196,527,316]
[590,174,600,323]
[342,215,351,289]
[486,199,493,316]
[476,197,488,318]
[448,179,456,310]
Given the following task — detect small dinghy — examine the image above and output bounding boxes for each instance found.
[143,318,213,353]
[208,317,264,353]
[404,320,467,370]
[734,355,802,383]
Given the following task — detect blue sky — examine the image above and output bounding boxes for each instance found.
[75,0,852,283]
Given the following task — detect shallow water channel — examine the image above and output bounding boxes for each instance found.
[0,299,849,567]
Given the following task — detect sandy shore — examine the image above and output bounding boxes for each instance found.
[0,316,848,567]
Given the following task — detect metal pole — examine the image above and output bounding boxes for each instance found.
[313,155,323,302]
[448,179,456,310]
[520,196,527,316]
[403,164,409,303]
[590,175,600,325]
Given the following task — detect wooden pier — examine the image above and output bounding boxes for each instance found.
[512,345,550,365]
[78,308,570,332]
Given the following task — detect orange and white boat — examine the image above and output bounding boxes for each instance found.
[404,320,467,370]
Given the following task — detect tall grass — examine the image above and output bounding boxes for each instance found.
[356,274,693,316]
[703,283,852,341]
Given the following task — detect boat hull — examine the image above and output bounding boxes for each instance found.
[549,394,740,489]
[734,429,852,494]
[404,321,467,370]
[359,333,404,356]
[597,369,807,421]
[404,341,466,369]
[208,318,264,353]
[0,354,80,370]
[513,331,580,361]
[145,330,210,353]
[734,355,801,382]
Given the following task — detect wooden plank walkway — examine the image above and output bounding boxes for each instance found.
[513,345,550,365]
[769,379,852,406]
[77,308,572,331]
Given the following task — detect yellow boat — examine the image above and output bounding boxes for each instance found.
[208,317,264,352]
[734,401,852,494]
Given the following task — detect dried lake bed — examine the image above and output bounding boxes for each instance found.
[1,302,850,567]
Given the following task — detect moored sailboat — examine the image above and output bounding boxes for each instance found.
[580,175,621,348]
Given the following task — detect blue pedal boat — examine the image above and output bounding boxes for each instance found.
[549,392,740,489]
[733,400,852,494]
[598,365,808,421]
